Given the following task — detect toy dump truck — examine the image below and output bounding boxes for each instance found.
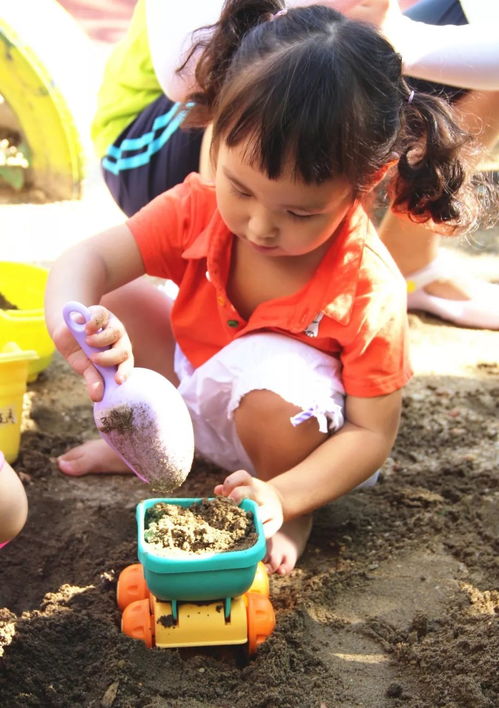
[117,498,275,654]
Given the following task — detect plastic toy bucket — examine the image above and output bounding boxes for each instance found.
[0,343,38,462]
[0,262,54,381]
[137,498,266,602]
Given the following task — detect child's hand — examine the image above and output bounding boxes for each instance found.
[214,470,284,539]
[53,305,134,402]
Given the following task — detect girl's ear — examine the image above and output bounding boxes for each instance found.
[370,157,399,188]
[200,123,216,182]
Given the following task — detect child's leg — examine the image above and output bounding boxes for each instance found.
[101,94,204,216]
[0,451,28,544]
[57,278,177,476]
[175,332,347,576]
[234,389,325,576]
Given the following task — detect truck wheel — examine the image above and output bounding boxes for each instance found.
[246,592,275,654]
[121,599,154,649]
[117,564,148,611]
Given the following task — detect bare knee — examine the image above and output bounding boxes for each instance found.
[234,389,326,480]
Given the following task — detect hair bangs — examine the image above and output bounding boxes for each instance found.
[212,47,350,185]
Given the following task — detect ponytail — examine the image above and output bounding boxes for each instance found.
[179,2,497,234]
[180,0,283,127]
[391,90,496,233]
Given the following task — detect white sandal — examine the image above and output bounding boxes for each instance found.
[406,254,499,330]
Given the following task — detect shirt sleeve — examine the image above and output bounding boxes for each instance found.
[146,0,225,101]
[126,175,212,284]
[339,251,413,398]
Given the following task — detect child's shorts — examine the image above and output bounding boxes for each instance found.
[174,332,379,489]
[101,95,204,216]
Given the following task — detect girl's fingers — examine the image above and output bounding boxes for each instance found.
[226,485,252,505]
[219,469,253,495]
[91,346,130,368]
[82,362,105,402]
[86,321,123,348]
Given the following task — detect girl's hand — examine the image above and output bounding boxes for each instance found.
[52,305,134,402]
[214,470,284,539]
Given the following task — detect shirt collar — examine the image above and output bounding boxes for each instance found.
[181,203,370,328]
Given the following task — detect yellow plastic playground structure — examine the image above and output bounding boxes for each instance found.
[0,0,91,201]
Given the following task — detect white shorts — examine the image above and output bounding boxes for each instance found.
[175,332,379,489]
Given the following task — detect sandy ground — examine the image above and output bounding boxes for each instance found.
[1,2,498,706]
[0,306,498,707]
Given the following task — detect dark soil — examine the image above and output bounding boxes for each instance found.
[0,313,498,707]
[0,293,18,310]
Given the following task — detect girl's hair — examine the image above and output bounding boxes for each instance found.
[181,0,495,232]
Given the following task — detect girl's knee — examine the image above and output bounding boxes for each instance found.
[234,389,326,479]
[235,388,294,421]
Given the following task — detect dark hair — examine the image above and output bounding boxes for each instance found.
[180,0,495,232]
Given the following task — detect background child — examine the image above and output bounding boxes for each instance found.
[92,0,499,329]
[46,1,485,575]
[0,451,28,547]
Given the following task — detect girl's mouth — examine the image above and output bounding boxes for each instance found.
[247,240,279,253]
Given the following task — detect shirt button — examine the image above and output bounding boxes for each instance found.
[227,319,240,328]
[217,295,226,306]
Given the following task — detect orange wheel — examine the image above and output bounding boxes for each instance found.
[247,562,270,596]
[117,564,148,611]
[246,592,275,654]
[121,599,154,648]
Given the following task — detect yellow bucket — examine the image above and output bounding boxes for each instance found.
[0,343,38,463]
[0,261,55,381]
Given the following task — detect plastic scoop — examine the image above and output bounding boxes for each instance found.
[63,301,194,490]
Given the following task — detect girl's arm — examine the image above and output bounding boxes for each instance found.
[216,389,402,537]
[328,0,499,90]
[44,224,146,399]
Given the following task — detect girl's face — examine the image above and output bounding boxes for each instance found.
[215,140,355,258]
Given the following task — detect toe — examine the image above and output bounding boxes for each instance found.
[57,458,85,476]
[57,453,88,477]
[276,555,295,576]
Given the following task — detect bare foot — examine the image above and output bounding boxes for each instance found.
[264,515,312,576]
[57,439,131,477]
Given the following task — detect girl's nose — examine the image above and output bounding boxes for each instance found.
[247,209,278,244]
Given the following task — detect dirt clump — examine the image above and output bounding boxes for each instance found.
[144,497,257,556]
[0,293,18,309]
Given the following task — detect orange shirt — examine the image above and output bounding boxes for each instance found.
[128,173,412,397]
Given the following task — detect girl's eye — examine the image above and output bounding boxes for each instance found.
[231,185,251,198]
[287,211,314,220]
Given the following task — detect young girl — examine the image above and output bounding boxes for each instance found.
[0,451,28,547]
[46,1,481,575]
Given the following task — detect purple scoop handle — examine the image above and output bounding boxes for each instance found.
[62,301,118,395]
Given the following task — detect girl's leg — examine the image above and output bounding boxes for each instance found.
[169,332,346,575]
[57,278,176,476]
[234,389,326,576]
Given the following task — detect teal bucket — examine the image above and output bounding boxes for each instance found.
[137,498,266,602]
